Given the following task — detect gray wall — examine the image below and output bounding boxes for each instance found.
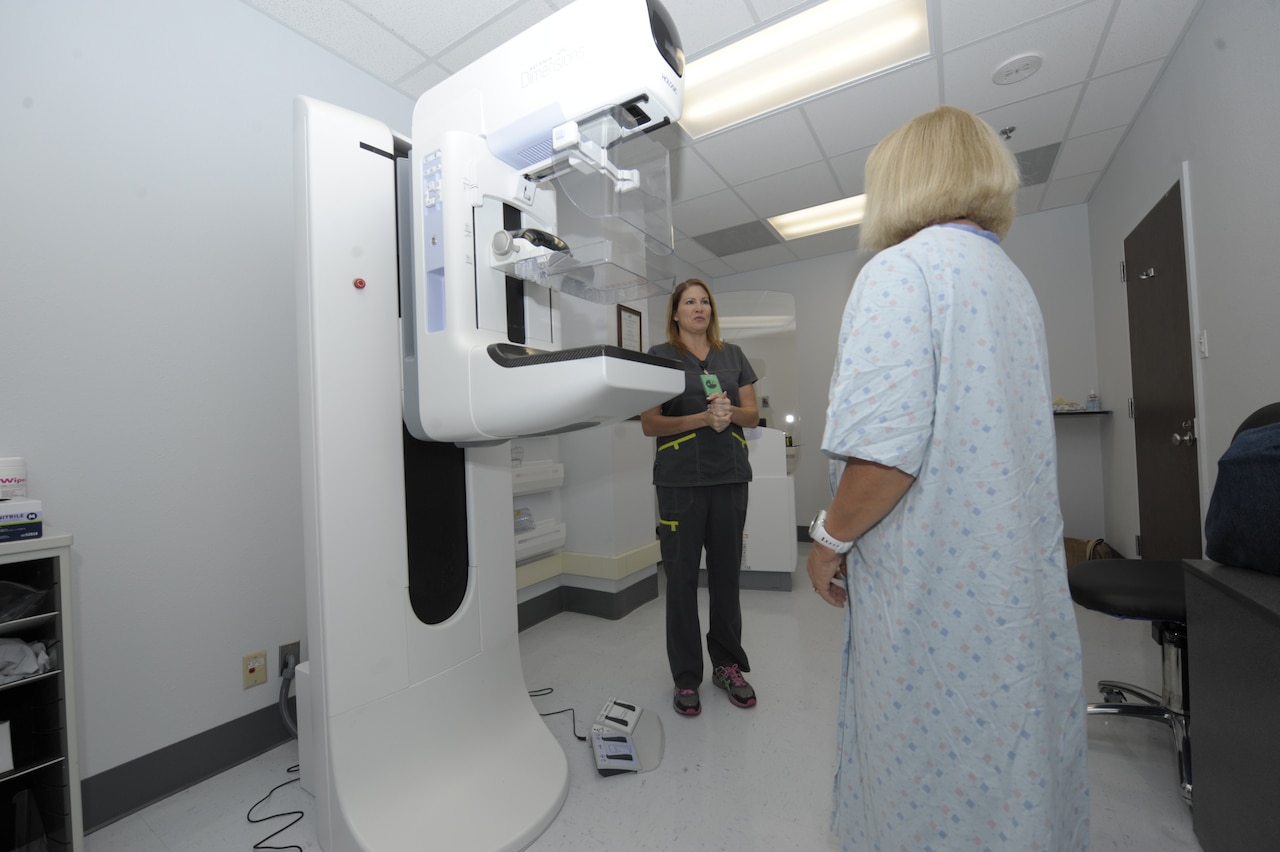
[1,0,411,777]
[1086,0,1280,554]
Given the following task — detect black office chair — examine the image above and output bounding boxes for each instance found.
[1068,402,1280,806]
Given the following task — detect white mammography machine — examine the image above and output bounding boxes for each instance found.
[293,0,684,848]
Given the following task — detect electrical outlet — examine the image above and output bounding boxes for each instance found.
[279,641,301,675]
[243,650,268,689]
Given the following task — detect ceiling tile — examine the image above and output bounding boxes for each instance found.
[939,0,1088,52]
[241,0,427,82]
[690,108,824,185]
[1094,0,1201,76]
[671,188,756,237]
[346,0,516,55]
[829,147,872,197]
[691,256,738,279]
[1041,171,1101,209]
[1069,60,1163,137]
[723,243,800,274]
[736,162,843,219]
[669,147,729,202]
[1015,182,1048,216]
[674,236,717,263]
[435,1,556,73]
[784,226,863,261]
[395,63,450,97]
[941,1,1113,115]
[1053,125,1126,180]
[977,85,1082,153]
[805,60,941,157]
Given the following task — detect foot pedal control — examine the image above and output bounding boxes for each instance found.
[590,697,663,776]
[592,729,639,776]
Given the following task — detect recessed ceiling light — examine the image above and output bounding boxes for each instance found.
[768,195,867,240]
[680,0,931,140]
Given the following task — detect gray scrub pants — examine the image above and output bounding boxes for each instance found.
[657,483,751,689]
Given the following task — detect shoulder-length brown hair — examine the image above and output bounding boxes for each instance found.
[664,278,724,355]
[859,106,1020,252]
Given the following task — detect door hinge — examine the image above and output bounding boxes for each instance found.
[1135,534,1142,558]
[1121,260,1126,283]
[1128,397,1135,419]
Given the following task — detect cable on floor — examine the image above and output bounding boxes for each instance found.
[529,686,587,741]
[246,764,304,852]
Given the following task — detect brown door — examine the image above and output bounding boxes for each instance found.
[1124,181,1202,560]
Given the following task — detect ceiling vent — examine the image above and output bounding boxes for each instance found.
[691,221,781,257]
[1016,143,1060,186]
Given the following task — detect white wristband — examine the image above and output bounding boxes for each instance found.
[809,509,854,554]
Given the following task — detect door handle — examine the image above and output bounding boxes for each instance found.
[1171,420,1197,446]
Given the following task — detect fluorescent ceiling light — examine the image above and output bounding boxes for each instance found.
[769,195,866,240]
[680,0,930,139]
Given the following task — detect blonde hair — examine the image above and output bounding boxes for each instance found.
[859,106,1020,252]
[664,278,724,354]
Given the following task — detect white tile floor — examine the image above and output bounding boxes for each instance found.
[86,545,1203,851]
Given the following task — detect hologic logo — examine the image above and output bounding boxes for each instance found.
[521,47,586,88]
[661,74,677,95]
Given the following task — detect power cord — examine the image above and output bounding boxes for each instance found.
[529,687,587,742]
[246,764,304,852]
[279,653,298,739]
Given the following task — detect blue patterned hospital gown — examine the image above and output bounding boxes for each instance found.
[821,224,1089,851]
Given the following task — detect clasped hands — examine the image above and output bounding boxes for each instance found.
[807,546,848,608]
[705,393,732,432]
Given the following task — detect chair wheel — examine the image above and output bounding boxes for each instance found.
[1100,687,1127,703]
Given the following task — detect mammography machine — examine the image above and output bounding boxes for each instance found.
[293,0,684,848]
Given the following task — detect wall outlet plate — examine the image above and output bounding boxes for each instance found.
[243,650,268,689]
[279,641,301,675]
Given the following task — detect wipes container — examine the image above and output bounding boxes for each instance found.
[0,458,26,499]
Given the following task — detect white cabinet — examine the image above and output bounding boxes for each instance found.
[698,428,797,590]
[742,428,798,585]
[510,438,566,564]
[0,531,82,850]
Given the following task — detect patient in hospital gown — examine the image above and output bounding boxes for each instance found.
[806,106,1089,851]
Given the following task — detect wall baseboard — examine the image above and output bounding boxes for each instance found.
[82,700,294,834]
[517,572,658,630]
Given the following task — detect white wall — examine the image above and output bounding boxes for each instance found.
[716,203,1102,529]
[0,0,411,776]
[1085,0,1280,554]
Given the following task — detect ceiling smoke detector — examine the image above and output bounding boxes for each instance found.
[993,53,1043,85]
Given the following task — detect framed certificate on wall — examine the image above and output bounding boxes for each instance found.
[617,305,642,352]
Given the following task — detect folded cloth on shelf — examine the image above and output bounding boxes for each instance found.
[0,638,50,684]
